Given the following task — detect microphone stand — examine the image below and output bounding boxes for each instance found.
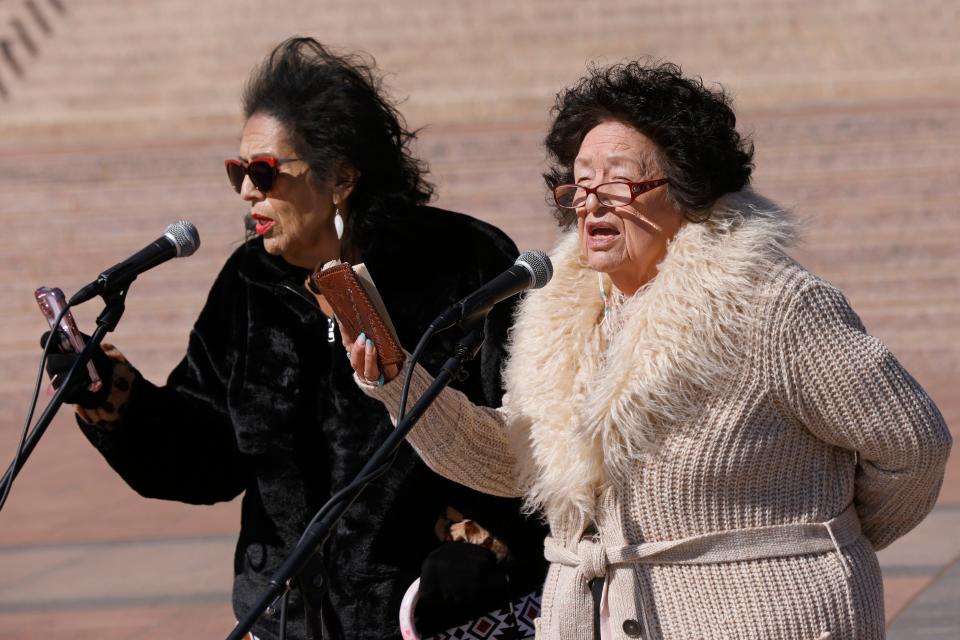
[0,287,128,498]
[229,322,487,640]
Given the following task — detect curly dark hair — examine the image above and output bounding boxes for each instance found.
[544,60,754,227]
[242,37,433,250]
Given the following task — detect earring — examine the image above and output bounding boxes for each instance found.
[334,208,344,240]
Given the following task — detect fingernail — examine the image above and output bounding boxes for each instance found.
[357,332,366,343]
[366,339,373,348]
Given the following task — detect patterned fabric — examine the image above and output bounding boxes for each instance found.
[440,507,510,562]
[75,343,135,429]
[429,592,540,640]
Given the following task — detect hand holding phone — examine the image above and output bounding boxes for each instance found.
[35,286,103,393]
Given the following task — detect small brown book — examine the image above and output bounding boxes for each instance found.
[306,261,405,370]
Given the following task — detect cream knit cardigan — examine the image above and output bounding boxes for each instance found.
[359,191,951,640]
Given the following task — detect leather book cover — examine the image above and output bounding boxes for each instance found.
[306,261,405,369]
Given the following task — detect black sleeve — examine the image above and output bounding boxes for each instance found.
[379,209,521,408]
[78,249,252,505]
[393,213,550,591]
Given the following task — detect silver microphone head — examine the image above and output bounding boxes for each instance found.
[515,250,553,289]
[163,220,201,257]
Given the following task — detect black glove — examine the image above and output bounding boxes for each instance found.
[40,330,114,409]
[416,542,510,635]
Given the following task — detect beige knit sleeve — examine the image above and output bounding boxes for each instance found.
[776,279,952,550]
[356,361,523,498]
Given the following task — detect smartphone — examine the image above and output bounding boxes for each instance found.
[35,286,103,393]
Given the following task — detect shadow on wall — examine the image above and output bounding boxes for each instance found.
[0,0,68,100]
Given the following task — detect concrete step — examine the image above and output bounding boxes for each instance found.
[3,1,959,144]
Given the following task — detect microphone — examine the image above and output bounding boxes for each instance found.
[433,250,553,330]
[69,220,201,305]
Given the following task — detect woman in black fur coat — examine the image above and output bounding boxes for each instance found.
[47,38,546,640]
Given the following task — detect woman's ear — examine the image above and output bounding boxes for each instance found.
[333,164,360,206]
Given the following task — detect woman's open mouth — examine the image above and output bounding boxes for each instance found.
[591,227,618,236]
[251,213,275,235]
[586,221,620,247]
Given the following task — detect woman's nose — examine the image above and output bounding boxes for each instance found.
[582,191,603,216]
[239,175,264,202]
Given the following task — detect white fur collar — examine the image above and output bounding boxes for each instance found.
[502,190,794,530]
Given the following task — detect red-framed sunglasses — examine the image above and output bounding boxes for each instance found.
[224,156,300,194]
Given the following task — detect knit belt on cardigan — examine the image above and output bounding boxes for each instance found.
[543,505,862,581]
[540,507,862,639]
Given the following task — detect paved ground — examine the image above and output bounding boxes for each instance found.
[0,0,957,638]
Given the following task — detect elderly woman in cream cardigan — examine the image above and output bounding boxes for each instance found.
[344,62,951,640]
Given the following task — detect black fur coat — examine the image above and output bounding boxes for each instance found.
[78,206,547,640]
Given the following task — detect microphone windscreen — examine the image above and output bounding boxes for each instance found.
[164,220,201,257]
[516,250,553,289]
